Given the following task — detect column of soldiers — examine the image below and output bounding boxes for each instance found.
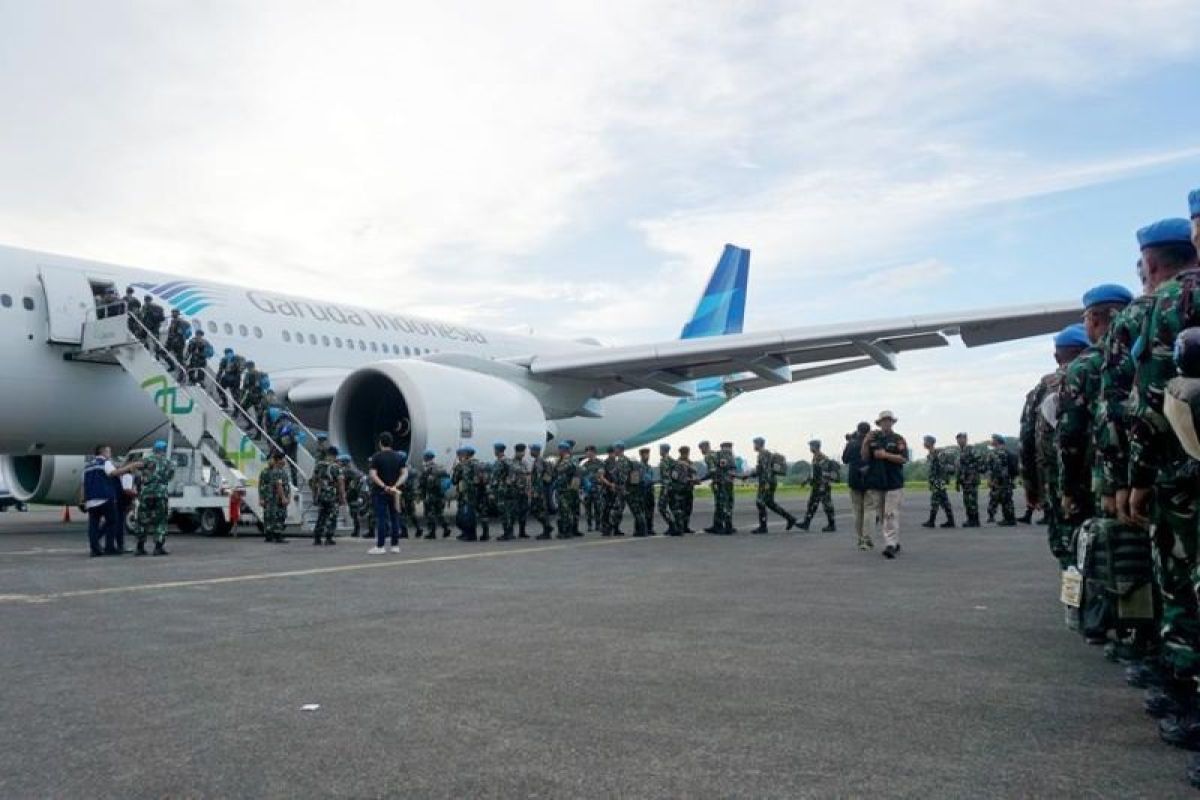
[1014,193,1200,789]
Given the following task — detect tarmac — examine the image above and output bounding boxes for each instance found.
[0,492,1194,799]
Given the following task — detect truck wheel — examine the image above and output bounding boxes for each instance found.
[198,508,222,536]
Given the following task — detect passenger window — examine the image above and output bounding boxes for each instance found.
[370,342,378,352]
[208,322,217,334]
[322,335,330,347]
[253,326,263,338]
[0,294,10,308]
[238,324,248,337]
[358,339,366,350]
[282,331,291,342]
[23,297,35,310]
[308,334,317,345]
[223,323,233,335]
[403,346,410,356]
[335,337,342,348]
[392,344,399,355]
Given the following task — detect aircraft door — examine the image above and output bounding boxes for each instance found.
[38,265,98,344]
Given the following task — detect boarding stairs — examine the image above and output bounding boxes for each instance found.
[74,308,319,528]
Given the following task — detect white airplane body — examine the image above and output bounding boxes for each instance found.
[0,242,1077,505]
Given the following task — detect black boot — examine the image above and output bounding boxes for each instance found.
[797,518,812,531]
[518,522,529,539]
[424,529,436,540]
[821,520,836,532]
[785,516,798,531]
[752,513,768,534]
[921,512,936,528]
[153,541,168,556]
[941,513,956,528]
[136,540,148,556]
[1017,508,1034,524]
[442,526,452,538]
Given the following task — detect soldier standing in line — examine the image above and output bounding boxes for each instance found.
[798,439,837,532]
[339,454,370,539]
[697,440,719,533]
[986,434,1017,526]
[748,437,798,533]
[580,445,603,532]
[656,443,677,535]
[921,435,956,528]
[164,308,189,367]
[259,450,291,544]
[510,443,532,539]
[184,330,212,387]
[709,442,737,535]
[135,439,175,556]
[240,360,265,423]
[637,448,657,535]
[216,348,244,409]
[954,432,983,528]
[140,294,165,345]
[491,443,516,540]
[398,459,419,538]
[310,445,344,546]
[672,445,697,533]
[527,443,554,540]
[124,287,142,337]
[452,446,479,542]
[552,442,580,539]
[418,450,450,539]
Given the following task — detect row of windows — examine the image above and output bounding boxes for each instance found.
[0,294,36,310]
[188,316,436,357]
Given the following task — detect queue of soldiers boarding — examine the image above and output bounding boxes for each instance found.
[1010,195,1200,789]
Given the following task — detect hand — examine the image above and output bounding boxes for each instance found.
[1060,495,1075,517]
[1115,488,1132,524]
[1101,495,1117,517]
[1129,487,1153,528]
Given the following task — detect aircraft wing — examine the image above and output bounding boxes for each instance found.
[517,302,1079,398]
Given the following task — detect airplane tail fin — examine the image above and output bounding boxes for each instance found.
[679,244,749,340]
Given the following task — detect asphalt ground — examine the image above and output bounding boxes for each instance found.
[0,491,1194,799]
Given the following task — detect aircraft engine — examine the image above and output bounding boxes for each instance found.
[328,360,548,467]
[0,454,88,505]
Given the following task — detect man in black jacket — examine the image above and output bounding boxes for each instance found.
[862,410,909,559]
[842,422,872,549]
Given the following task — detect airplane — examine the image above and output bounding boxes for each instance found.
[0,242,1077,507]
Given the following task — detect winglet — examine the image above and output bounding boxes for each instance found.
[679,244,749,340]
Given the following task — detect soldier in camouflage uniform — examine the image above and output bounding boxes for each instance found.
[748,437,798,533]
[799,440,837,532]
[135,440,175,556]
[339,455,372,539]
[1058,285,1133,537]
[418,450,450,539]
[397,461,419,539]
[921,436,956,528]
[528,443,555,540]
[258,450,291,543]
[552,442,580,539]
[602,442,646,536]
[451,446,481,542]
[986,434,1017,526]
[954,433,983,527]
[310,446,345,545]
[490,443,518,540]
[579,446,602,532]
[240,361,265,427]
[697,441,720,533]
[656,444,677,535]
[183,329,212,386]
[705,442,737,535]
[164,307,189,366]
[637,448,658,534]
[510,444,532,539]
[1126,217,1200,751]
[665,447,695,535]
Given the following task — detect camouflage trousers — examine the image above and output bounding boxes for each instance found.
[529,486,551,526]
[583,490,600,530]
[422,494,447,536]
[656,485,675,532]
[1153,481,1200,678]
[803,485,834,526]
[641,487,656,532]
[263,502,287,540]
[401,491,419,532]
[495,491,518,531]
[135,496,168,545]
[668,489,692,533]
[608,490,647,535]
[756,482,796,525]
[988,483,1015,522]
[349,499,373,538]
[314,500,339,540]
[555,488,579,536]
[928,484,952,520]
[597,490,615,533]
[959,482,980,524]
[713,483,734,532]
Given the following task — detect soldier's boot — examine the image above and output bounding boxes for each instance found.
[572,523,583,537]
[498,524,514,541]
[153,541,168,556]
[963,515,981,528]
[442,525,452,538]
[351,520,360,538]
[941,511,956,529]
[313,533,322,545]
[996,517,1017,527]
[986,514,995,523]
[480,522,490,542]
[324,536,336,546]
[536,521,552,540]
[752,511,768,534]
[921,510,937,528]
[424,525,436,540]
[797,516,812,531]
[1159,704,1200,750]
[136,540,148,556]
[1146,679,1192,719]
[518,521,529,539]
[1129,660,1167,689]
[1017,508,1034,524]
[821,517,836,533]
[785,514,799,531]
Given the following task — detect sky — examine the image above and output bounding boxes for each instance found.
[1,1,1199,462]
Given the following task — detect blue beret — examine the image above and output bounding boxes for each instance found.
[337,454,350,462]
[557,442,571,451]
[659,443,670,451]
[808,439,820,447]
[1190,188,1200,219]
[562,439,575,448]
[224,348,233,355]
[991,433,1005,443]
[752,437,765,445]
[1137,218,1192,248]
[493,442,505,450]
[514,443,526,451]
[1082,284,1133,310]
[529,443,541,452]
[153,439,167,451]
[613,441,626,449]
[455,446,470,455]
[423,449,435,459]
[698,440,710,448]
[923,435,935,444]
[1054,323,1090,349]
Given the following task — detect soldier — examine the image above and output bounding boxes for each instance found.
[135,439,175,556]
[580,445,603,532]
[452,446,480,542]
[339,454,372,539]
[953,432,983,528]
[184,329,212,386]
[921,435,956,528]
[216,348,244,409]
[164,308,189,367]
[656,443,677,535]
[490,443,517,540]
[985,434,1017,526]
[1057,284,1133,537]
[552,442,580,539]
[310,445,345,545]
[240,360,265,424]
[124,287,141,337]
[258,449,292,544]
[697,440,719,533]
[709,442,737,535]
[527,443,554,540]
[862,410,909,559]
[799,439,837,532]
[671,445,697,533]
[1125,217,1200,751]
[748,437,799,533]
[418,450,450,539]
[637,448,657,534]
[510,443,532,538]
[600,442,637,536]
[398,459,419,538]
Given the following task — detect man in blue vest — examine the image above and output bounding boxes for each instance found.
[79,444,142,557]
